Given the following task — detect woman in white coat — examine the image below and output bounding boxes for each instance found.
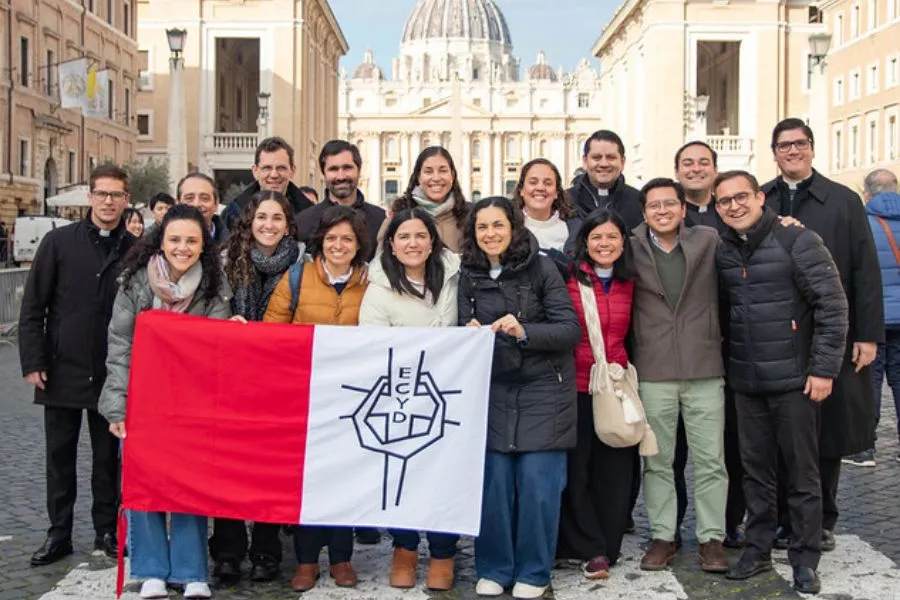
[359,208,460,590]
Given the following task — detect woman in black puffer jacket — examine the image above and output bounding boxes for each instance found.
[458,196,580,599]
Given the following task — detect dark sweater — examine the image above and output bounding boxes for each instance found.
[651,242,686,309]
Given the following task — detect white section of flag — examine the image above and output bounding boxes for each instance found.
[84,69,109,118]
[57,58,87,109]
[300,325,494,536]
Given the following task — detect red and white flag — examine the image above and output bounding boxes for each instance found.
[121,311,493,535]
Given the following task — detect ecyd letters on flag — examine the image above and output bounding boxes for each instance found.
[122,311,494,536]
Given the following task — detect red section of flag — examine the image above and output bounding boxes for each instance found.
[122,311,314,524]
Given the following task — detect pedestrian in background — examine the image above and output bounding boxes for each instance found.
[100,204,233,600]
[555,209,635,580]
[124,208,144,238]
[360,208,460,591]
[18,164,136,567]
[265,205,370,592]
[208,190,303,583]
[144,192,174,238]
[459,197,580,600]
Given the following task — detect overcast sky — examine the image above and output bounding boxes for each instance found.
[328,0,622,75]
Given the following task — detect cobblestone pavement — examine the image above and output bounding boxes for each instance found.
[2,343,899,600]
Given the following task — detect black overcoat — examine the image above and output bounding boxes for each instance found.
[763,170,884,457]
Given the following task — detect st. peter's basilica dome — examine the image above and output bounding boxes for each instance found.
[401,0,512,46]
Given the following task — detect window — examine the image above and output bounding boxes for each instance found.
[137,50,151,90]
[124,86,131,126]
[472,67,480,80]
[67,151,76,183]
[46,49,55,96]
[540,139,548,156]
[888,111,898,160]
[577,93,590,108]
[385,137,397,158]
[833,76,845,105]
[472,139,481,158]
[384,180,399,199]
[385,97,397,107]
[87,0,95,12]
[888,55,899,88]
[867,114,879,164]
[868,0,877,28]
[505,96,518,108]
[236,87,243,120]
[867,63,880,93]
[107,0,114,25]
[835,13,844,45]
[107,78,115,120]
[136,110,152,138]
[505,180,517,196]
[423,98,432,107]
[472,190,482,202]
[124,1,132,36]
[505,137,517,158]
[19,37,30,87]
[850,120,860,167]
[473,97,481,106]
[851,3,860,36]
[889,0,898,20]
[18,139,30,177]
[832,124,843,170]
[850,68,862,99]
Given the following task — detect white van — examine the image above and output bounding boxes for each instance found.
[13,216,73,263]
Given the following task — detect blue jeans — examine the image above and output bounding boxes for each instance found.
[872,329,900,443]
[389,529,458,559]
[128,511,208,583]
[475,450,567,588]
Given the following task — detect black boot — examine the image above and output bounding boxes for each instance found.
[725,552,773,580]
[793,565,821,594]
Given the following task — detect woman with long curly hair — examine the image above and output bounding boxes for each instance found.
[458,197,580,599]
[208,190,303,583]
[387,146,468,251]
[513,158,581,274]
[99,204,233,600]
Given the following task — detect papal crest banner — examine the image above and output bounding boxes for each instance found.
[57,58,87,109]
[121,311,493,535]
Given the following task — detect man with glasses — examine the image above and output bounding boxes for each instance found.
[224,137,315,230]
[18,164,137,566]
[628,178,729,574]
[762,118,883,553]
[716,170,848,594]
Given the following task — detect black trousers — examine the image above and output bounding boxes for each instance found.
[209,519,282,564]
[44,406,119,540]
[737,390,821,569]
[293,526,353,565]
[777,456,841,533]
[674,387,746,533]
[557,393,635,565]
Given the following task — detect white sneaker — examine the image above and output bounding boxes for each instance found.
[475,578,504,596]
[139,579,168,599]
[512,582,547,599]
[183,582,211,599]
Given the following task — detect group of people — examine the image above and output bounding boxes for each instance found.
[16,119,898,599]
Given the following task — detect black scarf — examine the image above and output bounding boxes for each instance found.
[232,238,301,321]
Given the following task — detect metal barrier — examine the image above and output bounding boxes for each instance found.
[0,268,30,324]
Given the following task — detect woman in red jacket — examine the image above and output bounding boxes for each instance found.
[556,208,635,580]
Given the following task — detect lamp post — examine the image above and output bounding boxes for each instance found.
[166,28,188,193]
[807,32,833,173]
[256,91,271,139]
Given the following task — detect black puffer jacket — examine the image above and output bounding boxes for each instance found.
[458,235,581,453]
[717,208,849,395]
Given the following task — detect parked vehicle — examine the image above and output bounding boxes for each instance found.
[13,216,72,263]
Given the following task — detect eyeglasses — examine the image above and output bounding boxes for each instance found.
[91,190,128,200]
[258,165,291,176]
[715,191,753,208]
[644,199,681,212]
[774,139,811,153]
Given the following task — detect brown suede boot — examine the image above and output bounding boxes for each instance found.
[640,540,677,571]
[389,548,418,588]
[698,540,729,573]
[426,557,455,591]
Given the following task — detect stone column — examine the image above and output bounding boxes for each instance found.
[368,135,382,205]
[461,132,472,200]
[493,133,503,195]
[400,133,411,187]
[480,133,491,198]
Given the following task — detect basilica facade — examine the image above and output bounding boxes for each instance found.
[338,0,602,206]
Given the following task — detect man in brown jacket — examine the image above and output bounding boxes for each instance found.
[629,178,728,574]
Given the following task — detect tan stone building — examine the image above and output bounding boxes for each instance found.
[0,0,139,223]
[135,0,348,197]
[592,0,822,185]
[818,0,899,192]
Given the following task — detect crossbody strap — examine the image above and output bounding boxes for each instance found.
[578,278,608,364]
[875,217,900,268]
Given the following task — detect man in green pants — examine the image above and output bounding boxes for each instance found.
[628,178,729,573]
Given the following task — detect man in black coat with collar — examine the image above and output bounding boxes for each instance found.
[18,164,137,566]
[566,130,644,230]
[762,118,884,551]
[295,140,385,262]
[223,136,314,231]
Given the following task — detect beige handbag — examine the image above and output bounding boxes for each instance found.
[578,280,658,456]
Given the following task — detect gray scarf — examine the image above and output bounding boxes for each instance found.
[232,238,301,321]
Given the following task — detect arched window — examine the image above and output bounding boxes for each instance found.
[506,136,517,158]
[539,139,548,157]
[385,137,397,158]
[472,138,481,158]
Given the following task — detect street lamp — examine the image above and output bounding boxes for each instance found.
[808,32,832,75]
[695,94,710,119]
[257,91,271,128]
[166,28,188,193]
